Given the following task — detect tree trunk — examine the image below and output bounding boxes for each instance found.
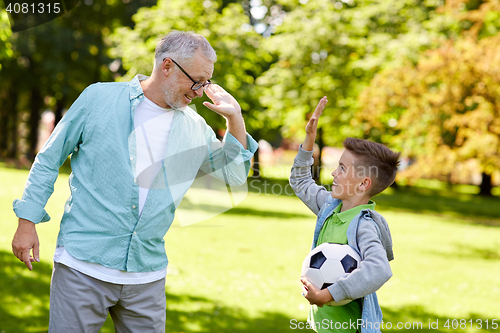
[312,127,324,184]
[54,98,65,126]
[0,86,9,158]
[27,87,42,161]
[251,146,261,178]
[479,172,493,196]
[5,84,19,159]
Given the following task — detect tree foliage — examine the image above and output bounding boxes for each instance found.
[0,11,13,64]
[0,0,155,160]
[359,36,500,176]
[256,0,458,146]
[357,0,500,193]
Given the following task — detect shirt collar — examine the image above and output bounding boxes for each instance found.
[335,200,376,224]
[129,74,149,101]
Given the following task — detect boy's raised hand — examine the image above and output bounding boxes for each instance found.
[302,96,328,151]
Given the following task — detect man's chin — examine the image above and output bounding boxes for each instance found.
[166,100,189,111]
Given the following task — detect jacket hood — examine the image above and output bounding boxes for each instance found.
[362,209,394,261]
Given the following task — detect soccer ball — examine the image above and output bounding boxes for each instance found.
[301,243,361,306]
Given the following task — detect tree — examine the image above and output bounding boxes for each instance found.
[256,0,459,183]
[357,0,500,195]
[0,11,17,160]
[0,0,156,161]
[0,11,12,61]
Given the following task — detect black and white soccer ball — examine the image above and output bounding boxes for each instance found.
[301,243,361,306]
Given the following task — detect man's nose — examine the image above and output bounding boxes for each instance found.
[194,88,204,98]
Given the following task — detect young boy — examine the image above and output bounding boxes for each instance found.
[290,97,400,333]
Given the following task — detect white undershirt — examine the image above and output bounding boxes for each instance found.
[54,97,174,284]
[134,96,175,214]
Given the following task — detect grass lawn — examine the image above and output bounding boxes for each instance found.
[1,166,500,332]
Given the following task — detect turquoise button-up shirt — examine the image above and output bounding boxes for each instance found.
[13,75,258,272]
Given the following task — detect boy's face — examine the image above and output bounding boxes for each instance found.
[330,150,370,200]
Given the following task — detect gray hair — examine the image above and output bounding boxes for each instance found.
[154,31,217,70]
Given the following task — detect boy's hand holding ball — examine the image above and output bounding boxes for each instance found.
[301,277,334,307]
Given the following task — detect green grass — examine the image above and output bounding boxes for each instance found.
[1,166,500,332]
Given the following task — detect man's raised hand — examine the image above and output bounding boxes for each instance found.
[203,84,242,119]
[203,84,248,149]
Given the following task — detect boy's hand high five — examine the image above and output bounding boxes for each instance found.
[303,96,328,151]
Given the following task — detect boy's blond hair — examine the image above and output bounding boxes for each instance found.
[343,138,400,197]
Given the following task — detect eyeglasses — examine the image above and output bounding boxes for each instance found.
[163,58,212,91]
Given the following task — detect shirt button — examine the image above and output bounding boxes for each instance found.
[132,205,136,209]
[134,178,137,183]
[133,231,137,235]
[130,157,134,161]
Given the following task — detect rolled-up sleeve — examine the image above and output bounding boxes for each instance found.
[223,131,258,165]
[200,129,258,186]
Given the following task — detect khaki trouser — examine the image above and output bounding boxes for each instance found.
[49,262,166,333]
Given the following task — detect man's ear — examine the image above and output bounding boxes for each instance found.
[162,58,174,77]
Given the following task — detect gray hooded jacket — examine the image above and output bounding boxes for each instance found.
[290,147,394,333]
